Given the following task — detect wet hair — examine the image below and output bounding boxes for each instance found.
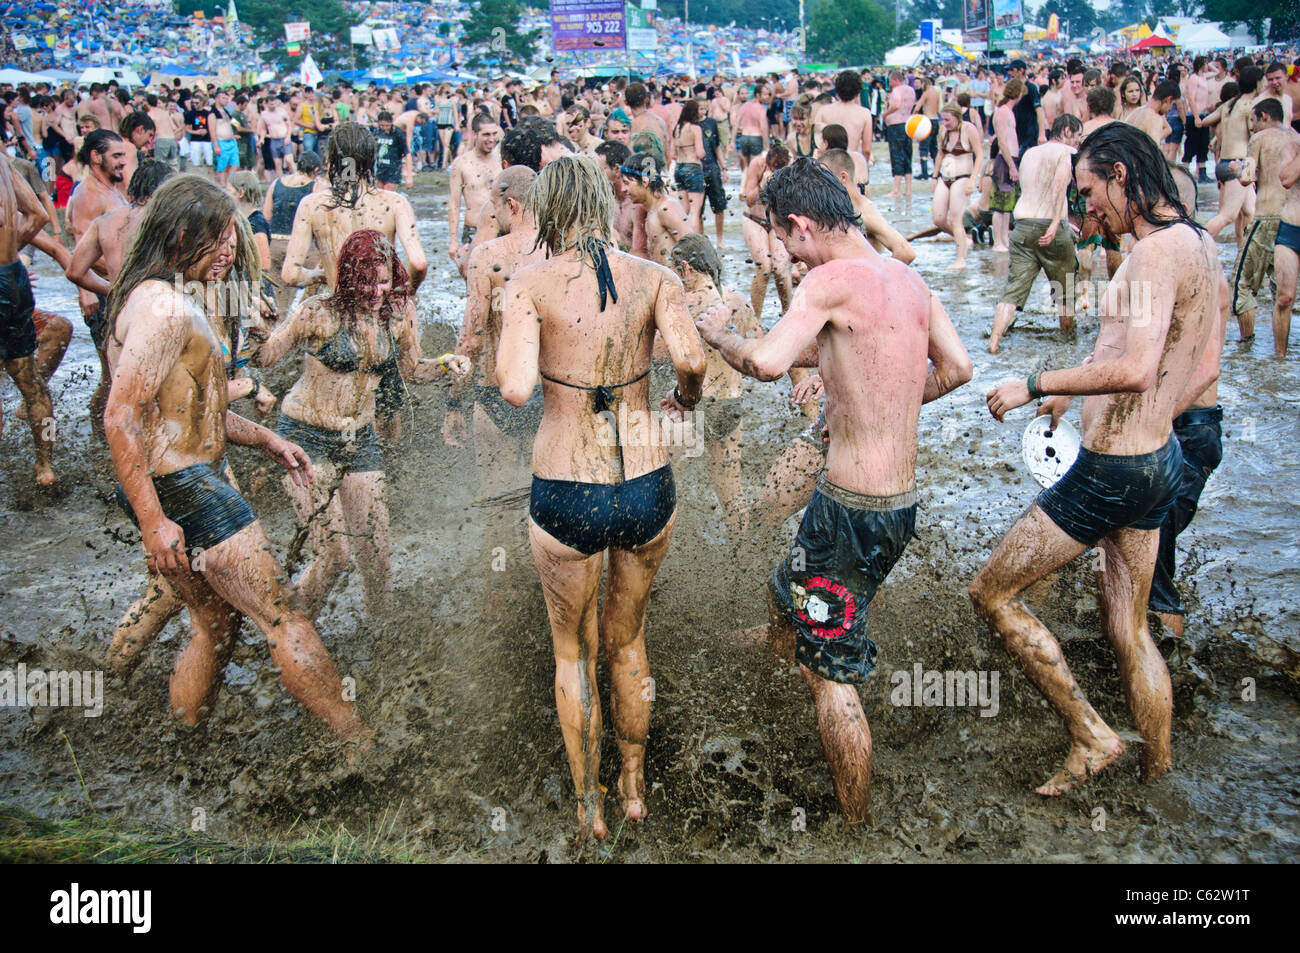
[376,110,393,122]
[820,123,848,151]
[1193,56,1208,73]
[819,147,855,179]
[791,103,811,121]
[762,157,860,234]
[330,229,410,343]
[766,142,791,171]
[78,129,122,166]
[1254,97,1284,123]
[501,126,541,171]
[1153,80,1180,103]
[834,70,862,102]
[228,170,263,209]
[595,139,630,169]
[297,150,322,174]
[621,149,666,192]
[1083,68,1102,87]
[126,158,174,205]
[1049,113,1082,140]
[671,233,723,290]
[495,164,537,204]
[471,112,499,132]
[941,103,962,120]
[119,110,154,141]
[325,122,376,209]
[105,175,258,349]
[1233,56,1254,75]
[1086,86,1116,117]
[529,154,614,267]
[1075,122,1199,230]
[1109,62,1128,79]
[630,130,666,167]
[1048,69,1065,85]
[1068,63,1085,78]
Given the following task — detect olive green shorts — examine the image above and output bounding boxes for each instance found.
[1001,218,1077,312]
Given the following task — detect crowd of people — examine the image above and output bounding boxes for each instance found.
[1,44,1298,839]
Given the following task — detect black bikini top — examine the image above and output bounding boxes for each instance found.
[539,366,650,414]
[312,323,398,375]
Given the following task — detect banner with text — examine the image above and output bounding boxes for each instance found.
[989,0,1024,47]
[284,22,310,43]
[550,0,626,52]
[962,0,988,51]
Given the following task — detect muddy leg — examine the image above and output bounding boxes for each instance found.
[1097,529,1172,783]
[339,470,392,615]
[969,505,1124,795]
[529,518,608,838]
[602,513,676,823]
[1273,243,1296,358]
[4,355,55,485]
[282,460,349,615]
[108,573,183,679]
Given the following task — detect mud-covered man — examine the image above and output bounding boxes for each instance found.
[696,157,972,824]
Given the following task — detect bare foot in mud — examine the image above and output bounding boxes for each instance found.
[992,243,1009,253]
[577,788,608,840]
[1036,735,1126,796]
[35,464,57,487]
[341,725,375,767]
[1140,744,1172,784]
[617,768,648,822]
[948,260,966,272]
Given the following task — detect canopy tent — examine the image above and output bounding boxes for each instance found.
[1176,24,1232,52]
[1130,34,1175,50]
[0,67,48,84]
[884,45,925,68]
[746,54,794,73]
[78,66,144,88]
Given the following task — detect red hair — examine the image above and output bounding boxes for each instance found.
[331,229,410,329]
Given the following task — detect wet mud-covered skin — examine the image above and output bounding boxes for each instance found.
[2,162,1297,862]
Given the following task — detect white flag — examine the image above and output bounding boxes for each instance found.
[350,25,372,46]
[300,53,323,88]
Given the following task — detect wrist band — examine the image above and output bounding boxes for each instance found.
[1027,372,1044,400]
[674,385,698,410]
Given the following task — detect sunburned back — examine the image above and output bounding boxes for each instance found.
[514,250,670,483]
[1081,223,1218,454]
[107,281,228,476]
[1219,99,1251,158]
[814,257,930,496]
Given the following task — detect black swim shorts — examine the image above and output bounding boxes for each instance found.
[1036,436,1183,547]
[0,259,37,361]
[115,457,257,555]
[770,473,917,684]
[736,134,763,158]
[702,162,727,214]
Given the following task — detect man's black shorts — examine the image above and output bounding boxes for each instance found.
[770,474,917,684]
[0,259,37,361]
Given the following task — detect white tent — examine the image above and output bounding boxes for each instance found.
[884,45,925,68]
[747,54,794,74]
[78,66,144,89]
[0,67,48,85]
[1177,24,1232,52]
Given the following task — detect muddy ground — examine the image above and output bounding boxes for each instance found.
[2,153,1297,863]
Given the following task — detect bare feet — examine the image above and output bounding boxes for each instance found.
[617,768,648,822]
[992,243,1009,252]
[886,190,900,198]
[988,334,1002,354]
[947,260,967,271]
[576,786,608,840]
[1035,735,1125,796]
[34,463,56,487]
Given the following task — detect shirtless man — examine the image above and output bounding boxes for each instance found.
[1259,62,1294,128]
[625,82,668,158]
[989,115,1082,353]
[1063,66,1088,121]
[496,155,706,839]
[884,71,917,197]
[912,77,941,182]
[258,95,294,179]
[696,156,971,824]
[620,151,691,268]
[708,83,733,168]
[1270,108,1300,358]
[1042,70,1067,129]
[973,124,1220,796]
[735,83,771,174]
[1124,80,1177,147]
[1232,99,1295,341]
[1199,69,1263,243]
[595,140,638,251]
[447,113,502,275]
[103,175,367,749]
[817,72,873,172]
[68,160,174,305]
[820,149,916,264]
[0,154,57,485]
[1183,57,1214,181]
[146,93,182,168]
[208,90,241,188]
[444,166,547,490]
[76,84,112,133]
[65,128,128,430]
[739,143,794,320]
[116,111,156,197]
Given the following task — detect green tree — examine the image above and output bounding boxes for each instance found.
[808,0,900,66]
[460,0,540,69]
[1035,0,1100,40]
[1201,0,1287,43]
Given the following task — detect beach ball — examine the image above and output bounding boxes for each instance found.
[906,114,932,141]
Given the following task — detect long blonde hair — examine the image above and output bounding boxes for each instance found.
[529,154,614,272]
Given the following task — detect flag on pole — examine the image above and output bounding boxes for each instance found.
[287,40,301,56]
[227,0,238,24]
[300,53,323,87]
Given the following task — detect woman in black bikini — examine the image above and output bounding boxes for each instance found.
[250,229,465,615]
[933,104,983,271]
[788,102,816,159]
[669,99,707,234]
[497,156,705,840]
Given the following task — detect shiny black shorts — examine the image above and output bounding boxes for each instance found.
[770,476,917,684]
[1037,436,1183,546]
[116,458,257,555]
[674,162,706,194]
[530,465,675,557]
[0,259,36,361]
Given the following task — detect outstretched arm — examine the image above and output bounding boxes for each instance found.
[698,272,829,381]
